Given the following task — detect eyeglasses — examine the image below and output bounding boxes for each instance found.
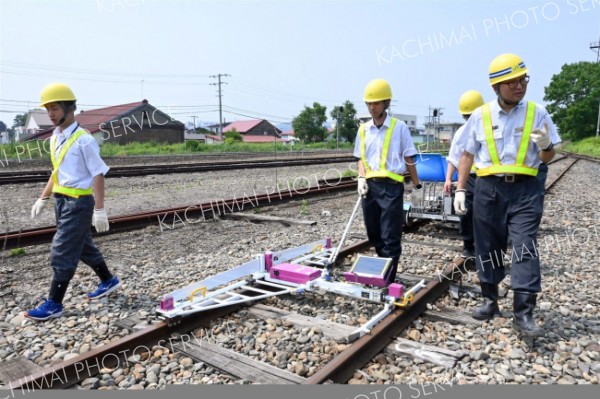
[502,75,530,89]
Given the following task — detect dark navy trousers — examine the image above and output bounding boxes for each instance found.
[459,174,477,252]
[362,179,404,259]
[473,176,543,293]
[51,194,105,283]
[537,162,548,202]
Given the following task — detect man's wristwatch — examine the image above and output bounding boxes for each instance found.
[542,142,554,152]
[414,183,422,190]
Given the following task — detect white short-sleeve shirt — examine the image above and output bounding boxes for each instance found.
[447,123,468,169]
[353,114,417,175]
[463,100,561,171]
[52,121,110,189]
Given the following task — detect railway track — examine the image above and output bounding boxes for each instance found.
[1,150,597,389]
[4,237,466,389]
[0,177,357,251]
[0,155,356,185]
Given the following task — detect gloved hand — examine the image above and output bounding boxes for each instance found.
[92,208,110,233]
[410,187,424,206]
[30,197,50,219]
[530,128,552,151]
[453,190,467,215]
[357,177,368,197]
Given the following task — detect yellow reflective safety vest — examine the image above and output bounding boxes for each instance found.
[50,128,94,198]
[475,101,538,177]
[359,118,405,183]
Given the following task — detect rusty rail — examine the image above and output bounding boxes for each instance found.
[1,178,356,250]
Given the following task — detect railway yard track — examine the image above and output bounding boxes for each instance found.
[0,155,356,185]
[0,151,599,389]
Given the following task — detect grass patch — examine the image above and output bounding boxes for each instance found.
[300,199,310,215]
[0,140,354,161]
[342,169,358,178]
[561,137,600,158]
[9,248,26,257]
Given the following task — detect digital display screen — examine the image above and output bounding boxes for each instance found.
[351,256,390,277]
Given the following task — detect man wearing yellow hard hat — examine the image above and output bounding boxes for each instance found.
[454,54,561,338]
[26,83,120,321]
[443,90,485,259]
[354,79,421,285]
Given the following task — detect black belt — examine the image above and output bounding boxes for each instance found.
[370,177,403,184]
[480,174,535,183]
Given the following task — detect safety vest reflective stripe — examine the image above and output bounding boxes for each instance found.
[50,129,94,198]
[359,118,405,183]
[476,101,538,177]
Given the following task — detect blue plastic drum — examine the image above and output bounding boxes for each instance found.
[414,153,447,182]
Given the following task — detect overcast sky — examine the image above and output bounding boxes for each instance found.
[1,0,599,129]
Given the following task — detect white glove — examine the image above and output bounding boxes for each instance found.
[92,208,110,233]
[357,177,368,197]
[530,128,552,151]
[410,188,424,206]
[30,197,50,219]
[453,190,467,215]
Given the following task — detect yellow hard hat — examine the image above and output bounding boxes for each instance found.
[458,90,485,114]
[363,79,392,102]
[488,53,528,85]
[40,82,77,107]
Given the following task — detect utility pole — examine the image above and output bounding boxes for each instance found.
[336,106,344,151]
[190,116,198,132]
[591,39,600,138]
[210,73,230,142]
[596,100,600,139]
[140,79,144,99]
[590,37,600,63]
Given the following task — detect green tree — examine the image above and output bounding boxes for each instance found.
[0,121,7,132]
[330,101,358,143]
[13,114,26,128]
[544,61,600,140]
[292,102,328,142]
[224,129,243,144]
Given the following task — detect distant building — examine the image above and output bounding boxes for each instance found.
[424,121,463,143]
[206,122,231,134]
[184,131,206,143]
[26,100,184,145]
[205,134,222,144]
[24,110,53,135]
[280,130,297,143]
[223,119,283,143]
[0,131,8,144]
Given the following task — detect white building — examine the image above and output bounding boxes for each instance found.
[24,110,53,135]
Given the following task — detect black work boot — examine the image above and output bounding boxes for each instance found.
[512,291,544,337]
[472,283,501,320]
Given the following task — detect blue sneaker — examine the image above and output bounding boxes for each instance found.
[87,276,121,300]
[25,299,64,321]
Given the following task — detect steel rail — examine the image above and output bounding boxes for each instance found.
[0,156,356,185]
[545,158,579,192]
[305,257,465,384]
[1,178,356,250]
[2,240,370,390]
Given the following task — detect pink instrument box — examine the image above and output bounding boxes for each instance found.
[343,272,388,287]
[388,283,405,298]
[270,263,322,284]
